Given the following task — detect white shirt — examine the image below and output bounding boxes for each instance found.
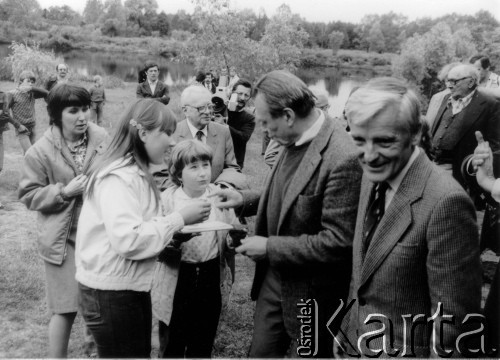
[295,109,325,146]
[385,147,420,209]
[148,80,158,95]
[450,90,475,115]
[186,118,208,144]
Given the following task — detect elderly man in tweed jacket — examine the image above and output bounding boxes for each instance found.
[337,77,482,357]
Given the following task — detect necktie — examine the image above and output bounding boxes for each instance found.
[363,182,389,252]
[196,130,204,142]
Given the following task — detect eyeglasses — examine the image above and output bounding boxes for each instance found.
[186,104,215,113]
[446,77,471,86]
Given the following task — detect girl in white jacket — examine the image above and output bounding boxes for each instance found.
[75,99,211,358]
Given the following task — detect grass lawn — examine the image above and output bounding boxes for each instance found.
[0,80,268,357]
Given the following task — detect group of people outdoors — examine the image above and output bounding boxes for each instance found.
[1,51,500,359]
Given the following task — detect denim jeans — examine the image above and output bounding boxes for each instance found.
[78,283,152,358]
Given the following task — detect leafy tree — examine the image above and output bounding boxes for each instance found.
[367,22,385,52]
[83,0,104,24]
[392,22,477,98]
[99,0,126,35]
[6,41,63,84]
[183,0,258,77]
[169,10,196,33]
[452,27,477,60]
[101,18,121,37]
[153,11,170,36]
[260,4,309,72]
[0,0,42,28]
[328,31,344,54]
[392,35,426,84]
[124,0,158,30]
[43,5,81,25]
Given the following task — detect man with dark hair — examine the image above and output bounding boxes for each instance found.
[136,62,170,105]
[203,72,216,94]
[227,79,256,169]
[212,70,362,357]
[470,54,500,88]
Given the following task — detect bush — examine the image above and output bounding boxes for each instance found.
[170,30,194,42]
[0,60,13,81]
[5,41,64,85]
[371,56,390,66]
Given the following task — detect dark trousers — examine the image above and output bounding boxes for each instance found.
[249,268,335,358]
[159,256,221,358]
[485,263,500,354]
[91,101,104,126]
[78,283,152,358]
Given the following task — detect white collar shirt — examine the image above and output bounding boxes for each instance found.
[449,89,475,115]
[295,109,325,146]
[186,118,208,144]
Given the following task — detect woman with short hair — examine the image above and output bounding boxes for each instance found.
[18,84,108,357]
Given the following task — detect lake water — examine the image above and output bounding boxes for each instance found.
[0,45,376,118]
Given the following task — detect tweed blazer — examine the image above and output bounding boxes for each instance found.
[430,91,500,183]
[341,152,482,357]
[242,117,362,342]
[173,119,244,187]
[136,81,170,105]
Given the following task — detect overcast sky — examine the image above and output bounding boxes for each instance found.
[37,0,500,23]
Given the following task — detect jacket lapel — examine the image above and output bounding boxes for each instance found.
[450,91,486,146]
[206,123,219,151]
[359,152,432,288]
[276,118,334,232]
[430,94,450,136]
[176,120,191,140]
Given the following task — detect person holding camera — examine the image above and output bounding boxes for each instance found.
[226,79,255,169]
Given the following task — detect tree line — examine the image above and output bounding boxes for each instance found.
[1,0,499,99]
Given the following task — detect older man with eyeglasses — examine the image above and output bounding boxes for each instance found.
[171,85,243,188]
[429,64,500,183]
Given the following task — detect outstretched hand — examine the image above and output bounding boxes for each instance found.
[208,188,243,209]
[473,131,496,193]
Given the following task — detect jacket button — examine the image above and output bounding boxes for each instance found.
[359,298,366,306]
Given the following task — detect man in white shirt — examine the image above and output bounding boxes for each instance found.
[136,62,170,105]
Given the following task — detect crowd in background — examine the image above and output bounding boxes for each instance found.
[0,52,499,358]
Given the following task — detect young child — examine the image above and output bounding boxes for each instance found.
[75,99,211,358]
[88,75,106,126]
[152,139,242,358]
[6,70,48,153]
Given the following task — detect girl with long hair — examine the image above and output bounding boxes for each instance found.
[75,99,211,358]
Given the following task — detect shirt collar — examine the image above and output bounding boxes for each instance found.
[186,118,208,138]
[449,89,475,106]
[295,109,325,146]
[386,146,420,194]
[148,80,157,87]
[176,186,208,200]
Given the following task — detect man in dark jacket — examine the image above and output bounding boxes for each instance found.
[136,62,170,105]
[227,79,256,169]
